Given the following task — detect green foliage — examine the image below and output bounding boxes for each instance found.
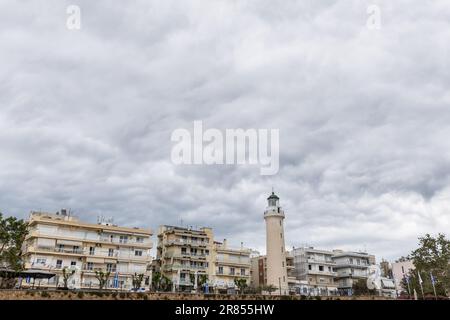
[0,213,29,272]
[77,291,84,299]
[352,279,375,296]
[132,273,145,290]
[262,284,277,295]
[40,291,50,298]
[409,233,450,296]
[152,272,172,292]
[234,278,248,293]
[152,272,161,291]
[61,267,75,289]
[94,270,111,290]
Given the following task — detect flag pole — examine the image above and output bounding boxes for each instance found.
[430,272,437,300]
[418,271,425,299]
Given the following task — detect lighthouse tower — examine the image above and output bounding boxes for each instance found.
[264,191,288,295]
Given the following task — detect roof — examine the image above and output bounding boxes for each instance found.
[267,192,279,200]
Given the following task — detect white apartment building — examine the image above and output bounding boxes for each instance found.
[22,210,153,290]
[332,250,376,295]
[212,239,251,293]
[293,247,338,296]
[155,225,251,294]
[392,259,415,293]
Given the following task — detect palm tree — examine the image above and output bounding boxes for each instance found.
[263,284,277,295]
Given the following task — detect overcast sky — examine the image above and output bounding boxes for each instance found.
[1,0,450,261]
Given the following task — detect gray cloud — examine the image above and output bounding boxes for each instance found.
[1,0,450,260]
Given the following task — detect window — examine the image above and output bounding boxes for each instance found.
[240,268,245,276]
[308,265,312,270]
[218,266,223,274]
[71,261,76,266]
[119,236,128,244]
[181,248,187,254]
[106,263,116,272]
[319,265,324,271]
[57,244,64,252]
[280,233,283,239]
[281,246,283,253]
[135,250,143,257]
[136,237,144,243]
[73,246,79,253]
[56,260,62,268]
[205,249,209,255]
[230,267,235,275]
[36,258,46,265]
[89,247,95,255]
[349,258,353,264]
[86,262,93,270]
[108,248,114,257]
[282,261,284,267]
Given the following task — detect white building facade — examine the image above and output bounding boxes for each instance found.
[22,211,153,290]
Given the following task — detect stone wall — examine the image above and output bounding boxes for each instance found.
[0,290,391,300]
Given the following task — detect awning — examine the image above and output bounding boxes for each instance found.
[381,279,395,289]
[0,269,56,279]
[85,257,104,263]
[56,239,83,246]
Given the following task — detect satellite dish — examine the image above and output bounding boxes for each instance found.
[367,265,382,290]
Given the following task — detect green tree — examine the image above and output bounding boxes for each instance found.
[0,213,28,288]
[159,275,172,292]
[352,279,375,296]
[95,270,111,290]
[0,213,29,271]
[198,274,208,292]
[152,272,162,291]
[263,284,277,295]
[132,273,144,290]
[61,267,75,289]
[409,233,450,296]
[234,278,248,294]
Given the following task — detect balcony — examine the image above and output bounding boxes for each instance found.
[165,252,208,260]
[26,231,152,247]
[163,239,209,247]
[163,264,207,271]
[216,257,250,266]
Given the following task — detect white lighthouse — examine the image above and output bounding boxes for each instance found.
[264,191,288,295]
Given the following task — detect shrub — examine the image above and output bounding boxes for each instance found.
[40,291,50,298]
[77,291,84,299]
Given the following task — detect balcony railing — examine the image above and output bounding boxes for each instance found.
[163,239,209,247]
[27,231,152,247]
[163,264,207,271]
[27,246,150,261]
